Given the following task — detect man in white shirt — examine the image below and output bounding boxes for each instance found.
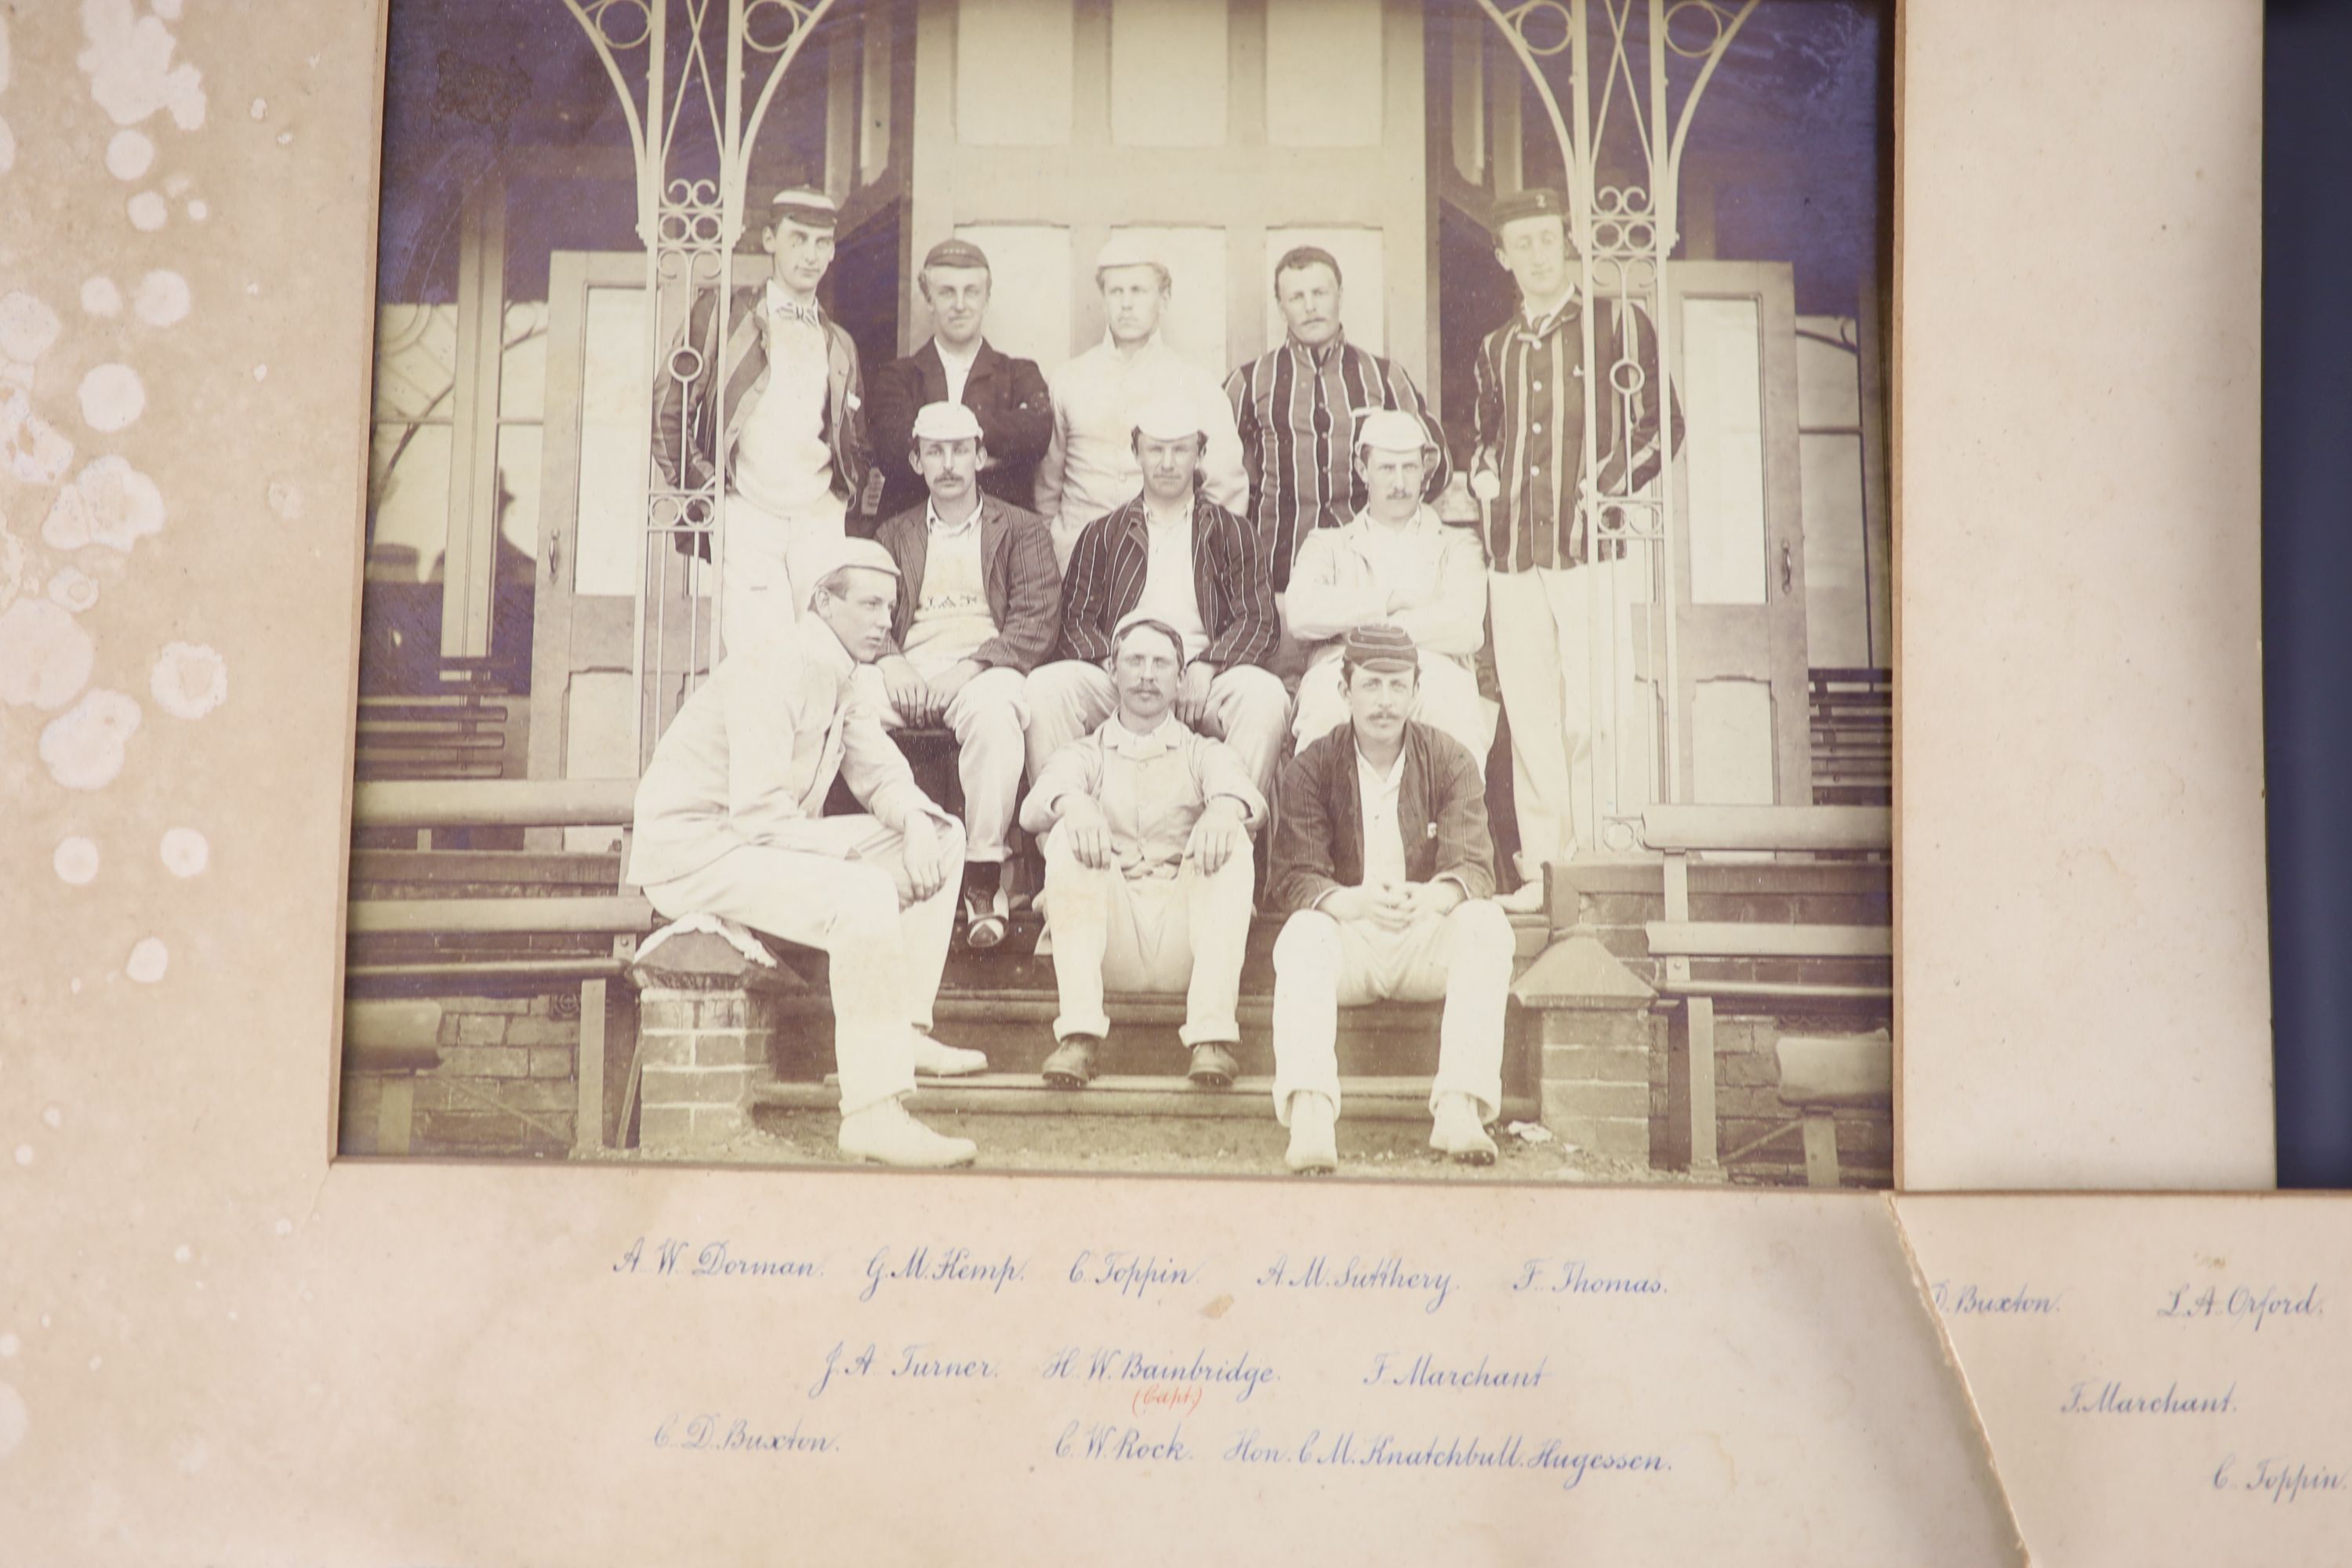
[1264,624,1515,1174]
[627,539,989,1169]
[1285,408,1497,771]
[1025,397,1290,801]
[650,187,875,654]
[1033,235,1248,569]
[1020,615,1265,1091]
[865,402,1063,947]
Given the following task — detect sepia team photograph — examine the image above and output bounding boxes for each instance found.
[343,0,1893,1187]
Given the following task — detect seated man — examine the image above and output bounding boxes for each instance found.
[1285,409,1496,771]
[1265,624,1516,1174]
[627,539,989,1170]
[866,401,1062,948]
[1018,615,1264,1091]
[1025,397,1290,803]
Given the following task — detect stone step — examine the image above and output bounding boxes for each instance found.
[750,1073,1541,1124]
[766,992,1537,1087]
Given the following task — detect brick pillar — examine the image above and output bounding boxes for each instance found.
[1511,931,1660,1164]
[630,928,808,1157]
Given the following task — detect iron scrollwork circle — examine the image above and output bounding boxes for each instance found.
[743,0,815,55]
[1664,0,1735,60]
[586,0,653,51]
[1501,0,1574,58]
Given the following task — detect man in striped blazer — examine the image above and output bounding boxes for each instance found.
[1471,186,1681,898]
[1023,397,1292,800]
[1224,246,1450,590]
[650,187,875,654]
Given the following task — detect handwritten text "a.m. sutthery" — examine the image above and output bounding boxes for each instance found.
[1256,1254,1453,1314]
[860,1245,1025,1302]
[613,1237,821,1280]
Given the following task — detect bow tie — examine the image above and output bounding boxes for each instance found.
[769,297,822,330]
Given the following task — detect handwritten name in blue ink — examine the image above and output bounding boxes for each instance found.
[1065,1250,1200,1301]
[1257,1253,1453,1314]
[809,1339,1000,1398]
[860,1244,1025,1302]
[612,1236,822,1280]
[1054,1421,1193,1463]
[1221,1429,1668,1490]
[1363,1351,1549,1391]
[1930,1280,2061,1316]
[1040,1345,1276,1403]
[652,1414,835,1454]
[2158,1283,2324,1331]
[1510,1259,1667,1299]
[2215,1454,2349,1504]
[2061,1379,2236,1415]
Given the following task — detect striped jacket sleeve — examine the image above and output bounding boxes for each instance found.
[1055,517,1117,664]
[1199,506,1280,670]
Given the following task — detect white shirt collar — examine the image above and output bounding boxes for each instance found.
[1100,713,1189,758]
[927,496,982,537]
[935,337,981,369]
[764,279,824,327]
[1355,742,1407,793]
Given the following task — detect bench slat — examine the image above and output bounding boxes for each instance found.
[348,895,655,937]
[343,999,444,1070]
[1646,920,1891,959]
[347,957,632,984]
[1642,804,1890,853]
[1656,980,1891,1003]
[352,778,639,829]
[1777,1033,1893,1107]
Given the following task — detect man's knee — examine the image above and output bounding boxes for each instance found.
[1217,665,1290,724]
[1273,909,1342,971]
[1445,897,1515,962]
[830,866,902,940]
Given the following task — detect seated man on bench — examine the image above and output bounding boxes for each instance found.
[1266,624,1515,1174]
[1018,615,1264,1091]
[866,401,1063,949]
[628,539,989,1170]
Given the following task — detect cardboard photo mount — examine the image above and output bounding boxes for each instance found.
[0,2,2294,1563]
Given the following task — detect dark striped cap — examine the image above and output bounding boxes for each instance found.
[1341,622,1418,671]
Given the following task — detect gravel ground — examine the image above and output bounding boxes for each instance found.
[608,1106,1733,1186]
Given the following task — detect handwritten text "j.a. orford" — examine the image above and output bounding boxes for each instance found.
[859,1245,1025,1302]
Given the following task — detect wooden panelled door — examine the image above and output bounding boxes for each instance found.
[1660,260,1813,808]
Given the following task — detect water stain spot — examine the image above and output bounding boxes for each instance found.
[133,270,189,327]
[0,600,96,710]
[40,1107,61,1130]
[13,1145,32,1168]
[77,363,146,432]
[172,1244,191,1263]
[0,292,62,363]
[39,688,142,789]
[0,1382,26,1459]
[126,937,169,984]
[103,129,154,181]
[127,191,168,231]
[151,642,227,719]
[45,456,165,551]
[160,826,208,877]
[53,837,100,886]
[1200,1293,1233,1319]
[82,277,124,318]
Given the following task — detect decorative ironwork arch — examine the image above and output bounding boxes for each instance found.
[1478,0,1759,847]
[559,0,846,764]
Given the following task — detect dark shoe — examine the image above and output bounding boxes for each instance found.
[1041,1036,1099,1089]
[1187,1042,1241,1089]
[961,887,1007,950]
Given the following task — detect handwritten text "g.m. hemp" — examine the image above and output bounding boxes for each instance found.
[860,1245,1025,1302]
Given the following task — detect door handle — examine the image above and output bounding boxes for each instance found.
[1779,541,1793,596]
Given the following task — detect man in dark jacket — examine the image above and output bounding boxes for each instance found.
[866,238,1054,520]
[864,402,1062,946]
[1265,623,1515,1174]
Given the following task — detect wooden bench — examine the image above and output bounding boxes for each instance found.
[341,998,445,1156]
[345,779,651,1156]
[1775,1031,1893,1189]
[1642,804,1892,1180]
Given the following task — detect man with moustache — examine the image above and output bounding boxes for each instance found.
[1025,397,1290,801]
[1265,624,1513,1174]
[1020,615,1264,1091]
[1034,236,1248,569]
[627,538,989,1169]
[866,238,1054,519]
[651,187,874,653]
[1285,408,1495,771]
[1224,246,1449,590]
[1471,186,1679,902]
[866,401,1062,948]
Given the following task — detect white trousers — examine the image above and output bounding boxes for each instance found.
[1024,659,1293,798]
[1040,825,1255,1047]
[852,664,1029,862]
[717,489,848,656]
[641,815,964,1115]
[1269,900,1515,1125]
[1291,650,1497,774]
[1486,561,1650,869]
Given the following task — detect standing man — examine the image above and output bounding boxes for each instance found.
[651,186,874,653]
[1285,408,1496,770]
[627,539,989,1169]
[866,402,1063,948]
[1020,616,1264,1091]
[866,237,1054,520]
[1265,625,1515,1174]
[1026,398,1291,801]
[1471,187,1679,898]
[1034,236,1247,569]
[1225,246,1450,589]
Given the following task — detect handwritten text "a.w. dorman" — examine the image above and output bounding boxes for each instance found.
[613,1237,821,1280]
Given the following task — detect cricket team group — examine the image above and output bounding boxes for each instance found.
[627,182,1673,1173]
